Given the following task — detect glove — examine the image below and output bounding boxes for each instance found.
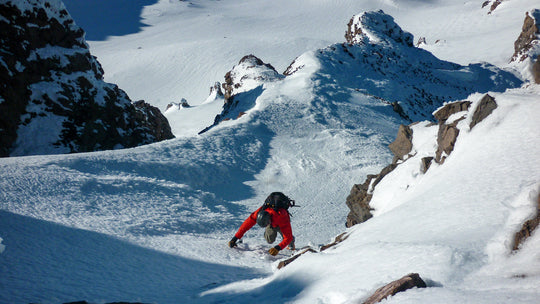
[268,245,281,256]
[228,236,238,248]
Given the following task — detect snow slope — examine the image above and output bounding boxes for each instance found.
[201,86,540,304]
[1,0,539,303]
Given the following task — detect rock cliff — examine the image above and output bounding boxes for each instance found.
[0,0,173,157]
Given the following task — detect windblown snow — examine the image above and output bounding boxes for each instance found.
[1,0,539,303]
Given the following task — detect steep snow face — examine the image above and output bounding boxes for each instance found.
[203,86,540,304]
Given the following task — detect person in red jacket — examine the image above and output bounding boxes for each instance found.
[228,192,295,256]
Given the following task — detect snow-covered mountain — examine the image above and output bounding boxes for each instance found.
[0,0,174,157]
[1,0,539,303]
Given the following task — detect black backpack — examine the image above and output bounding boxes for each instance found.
[262,192,295,211]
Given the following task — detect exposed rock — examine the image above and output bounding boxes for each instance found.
[487,0,504,14]
[345,10,414,47]
[222,54,282,102]
[277,247,317,270]
[533,55,540,83]
[362,273,427,304]
[346,176,375,227]
[433,101,471,123]
[320,232,350,251]
[132,100,174,141]
[512,192,540,251]
[470,94,497,129]
[200,55,282,134]
[421,156,434,173]
[512,10,540,63]
[0,0,173,157]
[388,124,413,161]
[209,81,224,97]
[346,163,397,227]
[435,121,460,164]
[165,98,190,111]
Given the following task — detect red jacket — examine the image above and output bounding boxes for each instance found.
[234,206,293,249]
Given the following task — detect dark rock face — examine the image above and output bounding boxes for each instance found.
[511,9,540,84]
[512,192,540,251]
[362,273,427,304]
[512,10,540,62]
[0,0,173,157]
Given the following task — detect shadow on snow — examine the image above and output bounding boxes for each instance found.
[0,210,262,304]
[63,0,158,40]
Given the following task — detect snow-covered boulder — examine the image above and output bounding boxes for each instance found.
[0,0,174,157]
[222,54,283,101]
[345,10,414,47]
[511,9,540,84]
[200,55,283,134]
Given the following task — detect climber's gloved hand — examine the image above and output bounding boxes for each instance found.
[268,245,281,256]
[228,236,238,248]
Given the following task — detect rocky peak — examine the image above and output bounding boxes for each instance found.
[199,55,282,134]
[222,54,283,101]
[0,0,173,157]
[345,10,414,47]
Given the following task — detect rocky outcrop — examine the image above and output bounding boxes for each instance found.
[433,100,472,164]
[511,10,540,84]
[470,94,497,129]
[199,55,282,134]
[512,192,540,251]
[388,124,413,162]
[0,0,173,157]
[362,273,427,304]
[345,94,502,227]
[483,0,505,14]
[512,10,540,62]
[345,10,414,47]
[222,54,282,102]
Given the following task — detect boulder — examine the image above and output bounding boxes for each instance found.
[470,94,497,129]
[388,124,413,161]
[362,273,427,304]
[435,121,460,164]
[345,163,397,227]
[433,101,471,123]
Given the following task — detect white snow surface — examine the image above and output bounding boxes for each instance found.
[1,0,540,303]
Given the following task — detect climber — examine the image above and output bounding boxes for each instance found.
[228,192,296,256]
